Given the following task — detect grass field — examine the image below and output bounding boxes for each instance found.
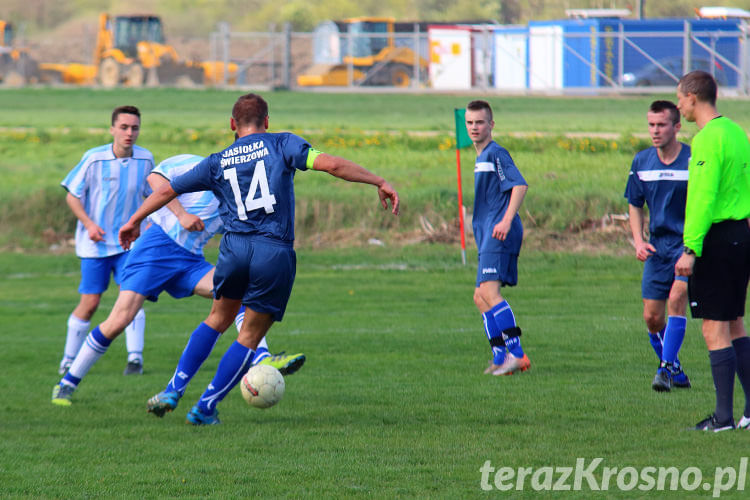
[0,88,701,249]
[1,88,750,498]
[2,246,749,498]
[3,89,750,250]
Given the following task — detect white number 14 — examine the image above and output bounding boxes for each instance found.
[223,160,277,220]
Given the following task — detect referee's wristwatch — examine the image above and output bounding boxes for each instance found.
[683,246,696,256]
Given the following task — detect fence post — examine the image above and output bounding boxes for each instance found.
[618,23,625,87]
[346,31,353,87]
[218,21,230,87]
[280,22,291,89]
[682,20,691,77]
[742,20,749,94]
[268,23,276,87]
[413,23,420,88]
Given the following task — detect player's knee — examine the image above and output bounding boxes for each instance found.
[667,292,688,314]
[473,289,485,309]
[77,296,101,319]
[205,313,235,334]
[474,288,496,310]
[105,310,135,334]
[643,311,663,331]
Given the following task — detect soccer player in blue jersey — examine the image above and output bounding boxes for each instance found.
[59,106,154,377]
[625,100,692,392]
[119,93,399,425]
[465,100,530,376]
[51,154,306,406]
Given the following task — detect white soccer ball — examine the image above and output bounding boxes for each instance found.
[240,364,285,409]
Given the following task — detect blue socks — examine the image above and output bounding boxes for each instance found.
[197,340,254,415]
[166,322,221,396]
[661,316,686,369]
[482,310,506,364]
[252,346,270,365]
[648,331,663,359]
[484,301,524,361]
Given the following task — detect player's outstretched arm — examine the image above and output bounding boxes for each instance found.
[312,153,400,215]
[119,184,179,249]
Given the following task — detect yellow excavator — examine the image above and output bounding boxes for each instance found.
[39,13,236,87]
[297,17,428,87]
[0,20,41,85]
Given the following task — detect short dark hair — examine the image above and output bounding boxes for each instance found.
[467,100,493,122]
[111,105,140,125]
[232,93,269,128]
[678,70,717,106]
[649,100,680,125]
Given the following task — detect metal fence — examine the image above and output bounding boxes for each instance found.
[211,21,749,94]
[7,20,750,94]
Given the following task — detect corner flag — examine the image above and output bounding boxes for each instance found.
[453,109,472,265]
[454,109,473,149]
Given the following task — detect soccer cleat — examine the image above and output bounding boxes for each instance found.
[258,351,306,376]
[492,353,531,376]
[186,405,221,426]
[651,367,672,392]
[483,360,503,374]
[147,390,180,417]
[692,414,735,432]
[671,368,691,389]
[738,415,750,429]
[123,360,143,375]
[58,358,73,376]
[51,384,75,406]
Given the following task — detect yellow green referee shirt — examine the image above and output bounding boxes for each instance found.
[684,116,750,256]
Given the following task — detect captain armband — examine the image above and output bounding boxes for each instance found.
[306,148,323,169]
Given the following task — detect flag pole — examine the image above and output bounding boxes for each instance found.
[455,147,466,265]
[454,108,471,265]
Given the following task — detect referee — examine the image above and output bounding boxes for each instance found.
[674,70,750,432]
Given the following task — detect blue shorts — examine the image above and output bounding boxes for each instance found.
[213,232,296,322]
[79,252,130,294]
[642,250,687,300]
[476,252,518,287]
[119,225,214,302]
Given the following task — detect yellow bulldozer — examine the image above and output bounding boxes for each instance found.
[39,13,236,87]
[0,20,41,85]
[297,17,429,87]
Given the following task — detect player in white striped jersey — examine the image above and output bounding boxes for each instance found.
[52,154,305,406]
[58,106,154,377]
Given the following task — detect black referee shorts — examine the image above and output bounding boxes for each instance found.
[688,219,750,321]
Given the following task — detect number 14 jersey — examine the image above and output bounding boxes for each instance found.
[171,132,312,242]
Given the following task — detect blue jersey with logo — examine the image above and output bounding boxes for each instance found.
[473,141,527,254]
[170,133,310,242]
[624,144,690,253]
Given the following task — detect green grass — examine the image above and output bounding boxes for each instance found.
[3,88,750,248]
[0,88,673,248]
[1,88,749,497]
[1,247,749,498]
